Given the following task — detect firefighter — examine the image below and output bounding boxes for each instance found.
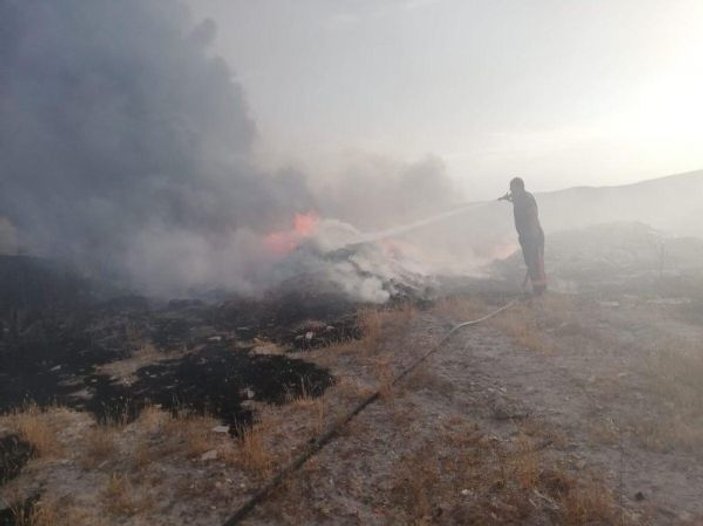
[500,177,547,295]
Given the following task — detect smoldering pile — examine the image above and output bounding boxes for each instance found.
[264,215,436,305]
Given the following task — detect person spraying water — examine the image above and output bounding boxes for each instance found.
[499,177,547,295]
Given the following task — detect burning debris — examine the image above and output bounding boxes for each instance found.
[263,214,436,305]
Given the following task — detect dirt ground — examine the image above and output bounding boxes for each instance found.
[2,289,703,525]
[243,293,703,525]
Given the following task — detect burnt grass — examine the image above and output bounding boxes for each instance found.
[0,435,34,486]
[0,256,342,432]
[0,435,35,524]
[84,346,333,427]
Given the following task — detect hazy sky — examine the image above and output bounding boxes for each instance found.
[191,0,703,199]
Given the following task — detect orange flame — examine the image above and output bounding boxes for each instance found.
[263,212,319,255]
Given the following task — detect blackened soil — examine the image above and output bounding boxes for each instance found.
[0,315,133,411]
[83,345,333,428]
[0,494,38,526]
[0,256,339,430]
[0,435,34,485]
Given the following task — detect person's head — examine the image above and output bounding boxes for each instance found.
[509,177,525,194]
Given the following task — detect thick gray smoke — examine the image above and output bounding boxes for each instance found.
[0,0,474,299]
[0,0,317,293]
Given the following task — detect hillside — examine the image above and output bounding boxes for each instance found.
[399,170,703,271]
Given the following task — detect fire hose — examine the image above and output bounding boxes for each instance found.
[222,297,521,525]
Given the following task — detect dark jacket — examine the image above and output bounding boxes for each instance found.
[511,190,543,241]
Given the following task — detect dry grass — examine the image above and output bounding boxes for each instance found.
[490,304,549,352]
[387,419,628,525]
[236,422,272,477]
[544,470,622,526]
[80,426,118,469]
[9,497,60,526]
[134,404,169,434]
[646,342,703,413]
[331,375,374,403]
[288,386,327,436]
[161,412,219,459]
[485,293,586,354]
[588,417,621,446]
[102,473,152,517]
[357,303,418,356]
[637,340,703,453]
[402,365,456,397]
[254,413,630,525]
[370,354,394,400]
[634,416,703,454]
[509,433,540,490]
[390,301,418,325]
[132,440,152,472]
[433,295,487,321]
[4,403,63,457]
[358,307,383,354]
[432,293,557,353]
[390,447,441,522]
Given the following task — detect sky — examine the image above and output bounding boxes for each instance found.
[190,0,703,199]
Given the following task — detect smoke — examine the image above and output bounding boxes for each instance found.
[314,154,460,230]
[0,0,318,293]
[0,217,18,255]
[0,0,473,299]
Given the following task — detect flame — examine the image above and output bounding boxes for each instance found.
[292,212,318,237]
[263,211,319,255]
[490,242,519,260]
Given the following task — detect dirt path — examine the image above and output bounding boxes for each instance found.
[244,295,703,525]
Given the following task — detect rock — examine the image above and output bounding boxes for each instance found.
[200,449,218,461]
[212,425,229,434]
[252,343,282,355]
[239,387,256,400]
[634,491,646,501]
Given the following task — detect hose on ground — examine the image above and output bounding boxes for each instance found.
[222,297,521,525]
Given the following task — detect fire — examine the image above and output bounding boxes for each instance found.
[490,242,519,260]
[263,211,319,255]
[292,212,318,237]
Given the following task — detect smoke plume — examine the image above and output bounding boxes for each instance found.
[0,0,320,293]
[0,0,472,299]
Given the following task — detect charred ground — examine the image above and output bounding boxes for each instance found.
[2,226,703,525]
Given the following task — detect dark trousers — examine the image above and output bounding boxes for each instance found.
[519,232,547,294]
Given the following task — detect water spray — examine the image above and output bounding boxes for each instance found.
[341,200,492,251]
